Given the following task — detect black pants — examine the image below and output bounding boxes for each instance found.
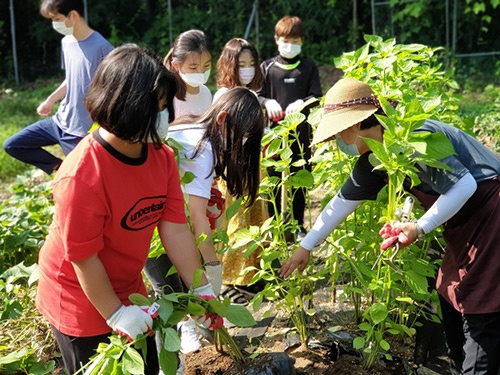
[439,295,500,375]
[267,121,312,225]
[51,325,159,375]
[144,253,186,295]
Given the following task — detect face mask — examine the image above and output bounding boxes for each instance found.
[278,42,301,59]
[52,17,74,36]
[180,70,210,88]
[145,109,169,142]
[239,67,255,85]
[155,109,170,139]
[336,134,359,156]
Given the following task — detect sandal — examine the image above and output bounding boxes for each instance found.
[235,281,266,297]
[220,285,248,305]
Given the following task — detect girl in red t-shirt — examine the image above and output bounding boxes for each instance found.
[36,44,217,375]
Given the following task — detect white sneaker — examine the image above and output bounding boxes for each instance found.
[178,318,202,354]
[176,355,185,375]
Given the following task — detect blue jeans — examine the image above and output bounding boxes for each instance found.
[3,117,83,174]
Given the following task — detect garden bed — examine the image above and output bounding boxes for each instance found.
[183,282,451,375]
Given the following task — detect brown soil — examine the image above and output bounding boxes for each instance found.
[183,285,421,375]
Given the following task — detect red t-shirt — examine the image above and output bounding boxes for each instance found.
[36,131,186,336]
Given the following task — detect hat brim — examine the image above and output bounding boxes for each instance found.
[312,105,378,145]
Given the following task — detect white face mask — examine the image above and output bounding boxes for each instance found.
[278,42,301,59]
[145,109,169,142]
[239,67,255,85]
[52,17,74,36]
[180,70,210,88]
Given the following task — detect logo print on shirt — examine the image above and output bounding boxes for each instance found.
[121,196,166,231]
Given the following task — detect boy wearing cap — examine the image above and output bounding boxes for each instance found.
[257,15,322,238]
[3,0,113,174]
[280,77,500,375]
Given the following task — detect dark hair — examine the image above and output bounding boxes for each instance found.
[40,0,84,18]
[216,38,263,91]
[360,108,385,130]
[163,30,212,101]
[85,44,177,148]
[275,16,304,39]
[173,87,265,205]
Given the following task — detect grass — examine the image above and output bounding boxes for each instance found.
[457,84,500,154]
[0,79,61,184]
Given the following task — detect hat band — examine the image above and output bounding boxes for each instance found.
[324,94,397,114]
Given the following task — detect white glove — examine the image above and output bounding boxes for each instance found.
[264,99,283,120]
[106,305,153,342]
[193,283,216,298]
[204,262,222,296]
[285,99,305,115]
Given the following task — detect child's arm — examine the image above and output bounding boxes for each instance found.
[188,194,219,264]
[37,80,68,117]
[158,220,209,289]
[72,253,154,341]
[71,253,122,319]
[186,194,222,294]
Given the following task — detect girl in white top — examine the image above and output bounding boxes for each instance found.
[169,87,264,269]
[149,29,213,356]
[163,29,212,118]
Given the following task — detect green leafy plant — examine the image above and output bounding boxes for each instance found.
[238,112,325,346]
[0,348,55,375]
[0,263,57,375]
[0,176,54,273]
[79,284,256,375]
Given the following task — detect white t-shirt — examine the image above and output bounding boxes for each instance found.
[213,86,258,103]
[212,87,229,103]
[174,85,212,118]
[167,123,213,199]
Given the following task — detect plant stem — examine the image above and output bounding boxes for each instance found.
[214,327,245,363]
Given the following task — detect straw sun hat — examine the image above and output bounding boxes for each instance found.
[312,78,381,145]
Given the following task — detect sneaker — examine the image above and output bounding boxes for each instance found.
[178,318,202,354]
[220,285,249,305]
[176,355,185,375]
[296,226,307,241]
[284,226,307,243]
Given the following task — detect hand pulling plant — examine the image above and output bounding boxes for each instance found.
[78,274,256,375]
